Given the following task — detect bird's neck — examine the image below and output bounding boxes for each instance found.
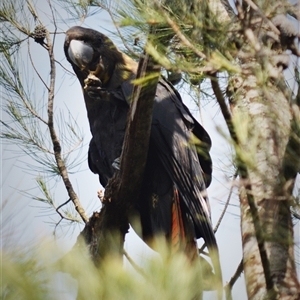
[107,53,138,90]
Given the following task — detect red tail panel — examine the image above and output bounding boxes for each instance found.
[171,188,198,260]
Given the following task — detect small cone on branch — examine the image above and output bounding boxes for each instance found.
[33,25,46,45]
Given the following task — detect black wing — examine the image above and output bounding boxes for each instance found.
[87,82,130,187]
[150,78,215,245]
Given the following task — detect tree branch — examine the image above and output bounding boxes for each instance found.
[44,19,89,224]
[214,171,238,233]
[210,74,237,142]
[153,0,207,60]
[27,39,50,92]
[224,258,243,300]
[199,171,237,254]
[123,249,146,277]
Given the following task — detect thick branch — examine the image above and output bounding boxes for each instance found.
[210,74,237,143]
[110,54,159,204]
[240,186,275,293]
[79,52,160,266]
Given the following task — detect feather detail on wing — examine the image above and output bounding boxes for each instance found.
[150,79,215,246]
[171,188,186,252]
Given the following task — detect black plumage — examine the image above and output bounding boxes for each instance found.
[64,26,220,271]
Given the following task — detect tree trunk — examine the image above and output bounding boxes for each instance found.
[230,64,300,299]
[206,0,300,297]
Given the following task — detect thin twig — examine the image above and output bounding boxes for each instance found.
[6,40,48,125]
[123,249,146,277]
[199,171,237,253]
[61,138,83,156]
[153,0,207,60]
[224,258,244,300]
[27,39,50,91]
[214,171,238,233]
[56,198,72,213]
[54,59,74,75]
[26,0,38,20]
[52,198,81,235]
[95,3,141,59]
[53,218,63,235]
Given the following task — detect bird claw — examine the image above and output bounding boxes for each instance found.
[84,74,101,96]
[85,86,110,100]
[84,74,101,88]
[84,74,110,100]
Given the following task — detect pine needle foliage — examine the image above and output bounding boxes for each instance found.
[2,240,209,300]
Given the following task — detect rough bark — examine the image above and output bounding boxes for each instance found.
[229,51,300,300]
[208,0,300,298]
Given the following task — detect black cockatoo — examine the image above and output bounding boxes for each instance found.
[64,26,221,285]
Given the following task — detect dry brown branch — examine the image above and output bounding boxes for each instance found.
[41,9,88,223]
[210,74,236,142]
